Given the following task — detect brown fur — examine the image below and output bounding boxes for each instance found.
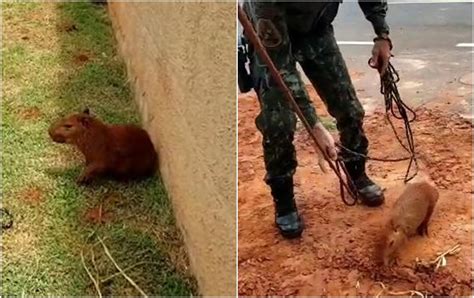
[48,108,158,184]
[380,180,439,266]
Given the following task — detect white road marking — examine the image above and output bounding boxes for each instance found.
[401,81,423,89]
[337,42,474,48]
[397,58,428,70]
[389,0,473,4]
[456,43,474,47]
[336,41,373,45]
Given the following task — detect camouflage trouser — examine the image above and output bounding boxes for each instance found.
[246,4,368,184]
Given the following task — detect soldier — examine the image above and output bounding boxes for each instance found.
[240,1,392,238]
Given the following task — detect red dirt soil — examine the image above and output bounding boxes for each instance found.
[73,52,92,65]
[19,106,42,120]
[238,85,472,296]
[18,186,44,205]
[83,192,124,225]
[84,204,111,225]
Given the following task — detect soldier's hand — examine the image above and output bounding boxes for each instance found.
[369,34,392,76]
[313,122,337,161]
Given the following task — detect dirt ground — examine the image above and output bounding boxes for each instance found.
[238,85,472,296]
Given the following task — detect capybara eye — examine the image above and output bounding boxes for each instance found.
[64,124,73,129]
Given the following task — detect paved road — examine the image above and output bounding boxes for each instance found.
[238,1,473,118]
[330,1,473,118]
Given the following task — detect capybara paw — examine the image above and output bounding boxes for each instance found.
[76,174,91,185]
[417,225,424,236]
[416,226,423,236]
[417,224,429,236]
[383,258,393,267]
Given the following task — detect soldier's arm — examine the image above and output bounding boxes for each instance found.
[358,0,390,37]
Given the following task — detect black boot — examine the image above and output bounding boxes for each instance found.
[268,176,303,238]
[345,159,384,207]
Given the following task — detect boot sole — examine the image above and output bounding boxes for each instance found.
[361,194,385,207]
[280,227,303,239]
[277,220,304,239]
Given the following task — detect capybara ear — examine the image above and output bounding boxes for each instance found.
[80,115,91,127]
[83,108,90,115]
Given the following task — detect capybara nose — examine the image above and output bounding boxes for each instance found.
[48,126,64,143]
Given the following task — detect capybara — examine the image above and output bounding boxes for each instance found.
[48,108,158,184]
[381,179,439,266]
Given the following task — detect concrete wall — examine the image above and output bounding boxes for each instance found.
[108,3,236,295]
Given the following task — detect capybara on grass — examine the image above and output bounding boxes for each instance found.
[49,108,158,184]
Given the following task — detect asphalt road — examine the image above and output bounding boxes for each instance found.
[238,1,473,118]
[330,1,473,118]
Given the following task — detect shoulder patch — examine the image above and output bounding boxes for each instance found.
[256,18,283,49]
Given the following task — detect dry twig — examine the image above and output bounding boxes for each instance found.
[416,243,461,272]
[81,248,103,298]
[98,236,148,297]
[432,244,461,271]
[100,261,162,284]
[373,281,424,298]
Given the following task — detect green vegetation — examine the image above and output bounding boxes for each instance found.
[2,2,197,295]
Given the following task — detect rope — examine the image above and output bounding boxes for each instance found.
[337,62,419,183]
[381,63,416,123]
[238,6,358,206]
[380,62,418,182]
[337,143,411,162]
[336,159,357,206]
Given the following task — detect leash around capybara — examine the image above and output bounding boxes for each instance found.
[238,6,359,206]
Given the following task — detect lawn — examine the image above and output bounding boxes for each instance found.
[2,2,197,296]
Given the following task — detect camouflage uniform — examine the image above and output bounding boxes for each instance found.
[243,1,389,185]
[241,1,390,237]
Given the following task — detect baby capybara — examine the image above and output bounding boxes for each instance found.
[380,179,439,266]
[48,108,158,184]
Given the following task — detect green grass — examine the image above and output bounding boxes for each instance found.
[320,116,337,132]
[2,2,197,296]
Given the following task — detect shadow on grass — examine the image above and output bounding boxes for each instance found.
[47,3,197,296]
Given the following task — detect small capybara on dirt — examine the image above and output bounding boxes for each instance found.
[48,108,158,184]
[380,179,439,266]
